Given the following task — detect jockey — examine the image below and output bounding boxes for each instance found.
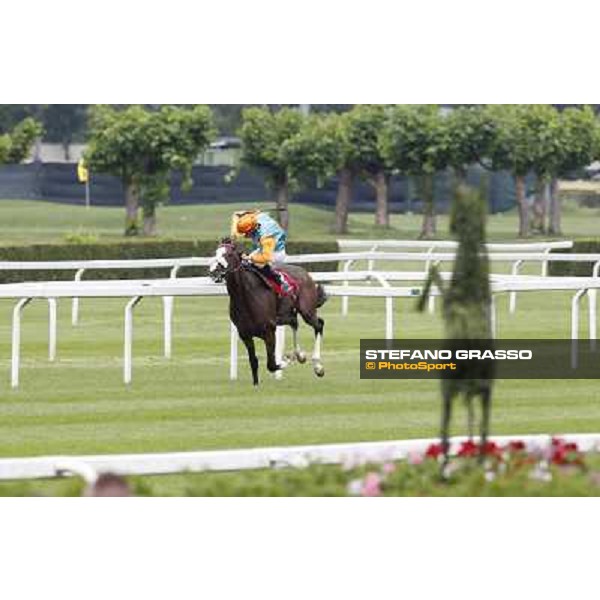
[231,210,295,295]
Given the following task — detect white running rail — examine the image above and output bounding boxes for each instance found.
[0,433,598,482]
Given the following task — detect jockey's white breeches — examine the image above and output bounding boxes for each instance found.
[251,250,287,269]
[273,251,287,265]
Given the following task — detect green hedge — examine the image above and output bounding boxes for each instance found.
[549,239,600,277]
[0,240,340,284]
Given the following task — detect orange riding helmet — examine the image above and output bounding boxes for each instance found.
[236,212,259,236]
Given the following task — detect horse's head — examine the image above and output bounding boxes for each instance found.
[209,238,244,283]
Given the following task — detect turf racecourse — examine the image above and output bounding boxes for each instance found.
[0,200,599,494]
[1,292,599,460]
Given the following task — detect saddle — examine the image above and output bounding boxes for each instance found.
[245,263,299,300]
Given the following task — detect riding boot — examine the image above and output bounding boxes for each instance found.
[263,265,292,295]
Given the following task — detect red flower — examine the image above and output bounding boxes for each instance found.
[482,441,503,459]
[426,444,444,459]
[550,438,584,466]
[506,441,526,453]
[458,440,479,458]
[425,444,444,460]
[552,447,568,466]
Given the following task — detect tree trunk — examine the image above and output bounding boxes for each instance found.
[62,140,71,162]
[125,183,140,237]
[373,172,390,228]
[453,168,468,190]
[531,177,548,235]
[419,174,436,240]
[33,137,43,163]
[548,177,562,236]
[275,179,290,231]
[515,175,529,238]
[143,205,157,237]
[335,169,354,235]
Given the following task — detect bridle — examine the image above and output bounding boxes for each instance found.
[210,242,246,282]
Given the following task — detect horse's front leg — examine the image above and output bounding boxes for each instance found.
[264,326,281,375]
[241,335,260,386]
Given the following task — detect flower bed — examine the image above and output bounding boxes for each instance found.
[1,439,599,497]
[153,438,600,497]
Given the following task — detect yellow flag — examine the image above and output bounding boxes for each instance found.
[77,159,89,184]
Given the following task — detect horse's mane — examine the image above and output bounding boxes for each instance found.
[219,237,244,255]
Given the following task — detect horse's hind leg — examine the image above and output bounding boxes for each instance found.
[300,310,325,378]
[290,315,307,364]
[241,336,260,386]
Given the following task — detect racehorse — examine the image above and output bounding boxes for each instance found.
[209,239,327,386]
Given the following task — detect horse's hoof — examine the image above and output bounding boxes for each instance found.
[296,352,307,365]
[314,365,325,378]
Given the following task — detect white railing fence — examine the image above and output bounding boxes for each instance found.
[1,274,600,388]
[1,241,599,388]
[0,433,598,483]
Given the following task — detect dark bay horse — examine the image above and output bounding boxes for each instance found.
[209,239,327,385]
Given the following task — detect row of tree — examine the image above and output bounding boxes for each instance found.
[239,104,600,237]
[0,105,354,155]
[1,104,599,238]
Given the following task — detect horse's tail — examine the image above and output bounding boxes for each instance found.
[316,284,328,309]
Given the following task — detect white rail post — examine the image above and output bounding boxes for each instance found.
[163,265,181,359]
[490,295,498,339]
[571,290,587,370]
[590,261,600,351]
[48,298,57,362]
[71,268,86,326]
[368,245,378,274]
[230,322,239,381]
[542,248,551,277]
[124,296,142,385]
[11,298,32,389]
[275,326,286,380]
[424,246,435,274]
[374,275,394,339]
[341,260,354,317]
[428,260,441,315]
[509,260,524,315]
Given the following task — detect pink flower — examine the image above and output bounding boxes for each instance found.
[362,473,383,497]
[383,462,398,474]
[408,452,424,466]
